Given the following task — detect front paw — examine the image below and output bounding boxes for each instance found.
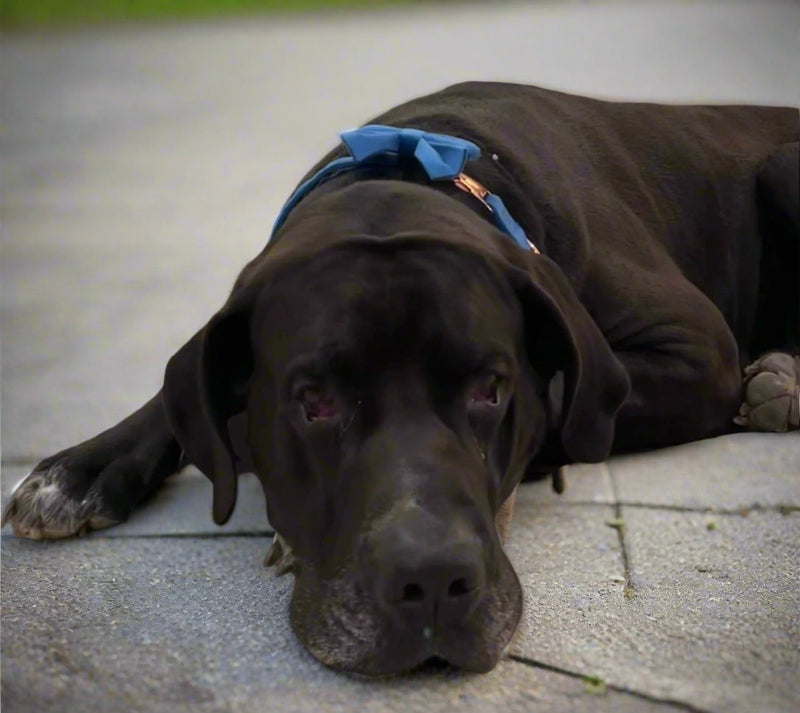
[2,462,120,540]
[734,352,799,432]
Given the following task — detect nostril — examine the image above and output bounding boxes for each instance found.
[447,577,474,598]
[402,583,425,603]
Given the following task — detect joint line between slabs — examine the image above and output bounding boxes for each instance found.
[0,530,274,541]
[538,500,799,515]
[506,654,714,713]
[604,462,634,598]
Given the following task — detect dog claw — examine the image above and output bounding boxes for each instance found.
[735,353,799,432]
[263,533,284,566]
[274,557,295,577]
[264,532,295,576]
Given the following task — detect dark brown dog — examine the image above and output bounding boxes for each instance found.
[4,83,798,675]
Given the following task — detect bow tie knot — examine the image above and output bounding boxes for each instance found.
[339,125,481,180]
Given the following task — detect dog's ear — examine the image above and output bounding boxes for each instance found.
[508,253,630,463]
[162,298,254,525]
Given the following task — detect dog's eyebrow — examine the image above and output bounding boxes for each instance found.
[441,343,516,378]
[284,346,353,388]
[476,344,515,370]
[283,339,516,397]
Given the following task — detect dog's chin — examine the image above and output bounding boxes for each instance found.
[288,552,523,676]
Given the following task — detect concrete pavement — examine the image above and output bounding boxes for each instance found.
[2,1,799,711]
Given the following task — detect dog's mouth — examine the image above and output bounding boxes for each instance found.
[282,546,523,676]
[410,655,459,675]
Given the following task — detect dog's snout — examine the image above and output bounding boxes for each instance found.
[368,525,487,631]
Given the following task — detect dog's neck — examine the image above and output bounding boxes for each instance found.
[270,125,539,253]
[269,178,532,264]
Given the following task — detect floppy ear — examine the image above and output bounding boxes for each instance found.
[509,253,630,463]
[162,300,254,525]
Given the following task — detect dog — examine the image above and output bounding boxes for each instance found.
[3,82,798,675]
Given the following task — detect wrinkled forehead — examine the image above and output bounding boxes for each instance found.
[253,243,520,371]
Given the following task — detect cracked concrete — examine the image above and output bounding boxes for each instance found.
[2,1,799,712]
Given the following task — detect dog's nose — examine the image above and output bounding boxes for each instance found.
[372,537,486,630]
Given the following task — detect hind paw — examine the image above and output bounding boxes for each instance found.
[734,352,799,432]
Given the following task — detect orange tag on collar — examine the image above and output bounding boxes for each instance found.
[453,172,492,211]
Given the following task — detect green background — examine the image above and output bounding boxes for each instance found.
[1,0,419,30]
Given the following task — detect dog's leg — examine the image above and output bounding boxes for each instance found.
[735,143,800,432]
[612,345,742,450]
[2,392,182,539]
[607,284,743,451]
[750,142,799,356]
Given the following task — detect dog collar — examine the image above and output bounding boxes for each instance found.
[270,125,539,253]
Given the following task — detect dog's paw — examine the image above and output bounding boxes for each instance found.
[263,532,296,576]
[2,462,121,540]
[734,352,799,432]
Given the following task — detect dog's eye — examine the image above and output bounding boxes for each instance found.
[470,373,502,405]
[300,387,339,422]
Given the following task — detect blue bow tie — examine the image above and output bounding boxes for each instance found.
[339,125,480,180]
[270,124,533,251]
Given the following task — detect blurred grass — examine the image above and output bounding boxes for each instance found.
[0,0,417,30]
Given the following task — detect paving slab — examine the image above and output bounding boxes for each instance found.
[506,496,629,670]
[620,508,800,713]
[2,535,684,713]
[1,465,270,537]
[509,502,800,713]
[610,433,800,511]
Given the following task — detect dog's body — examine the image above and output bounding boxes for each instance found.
[4,83,799,674]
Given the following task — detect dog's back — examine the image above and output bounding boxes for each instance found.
[360,82,798,353]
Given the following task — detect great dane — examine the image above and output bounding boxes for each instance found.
[4,82,798,675]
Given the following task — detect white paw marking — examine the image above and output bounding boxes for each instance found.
[2,465,118,540]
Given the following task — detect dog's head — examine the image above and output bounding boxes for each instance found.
[163,182,629,675]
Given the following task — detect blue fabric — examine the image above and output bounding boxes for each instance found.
[483,193,530,249]
[269,124,531,250]
[340,125,480,180]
